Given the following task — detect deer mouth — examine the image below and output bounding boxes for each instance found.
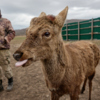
[15,58,33,67]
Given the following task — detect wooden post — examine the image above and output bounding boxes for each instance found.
[78,22,80,40]
[91,18,93,40]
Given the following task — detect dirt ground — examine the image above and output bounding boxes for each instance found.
[0,36,100,100]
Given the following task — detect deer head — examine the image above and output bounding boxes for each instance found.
[13,6,68,67]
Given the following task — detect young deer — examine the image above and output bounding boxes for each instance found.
[13,6,100,100]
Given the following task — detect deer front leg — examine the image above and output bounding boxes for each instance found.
[51,91,60,100]
[70,86,80,100]
[70,95,79,100]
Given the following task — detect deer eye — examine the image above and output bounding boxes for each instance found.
[44,32,50,37]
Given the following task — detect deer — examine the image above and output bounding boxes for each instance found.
[13,6,100,100]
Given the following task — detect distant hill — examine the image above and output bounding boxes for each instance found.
[15,19,86,36]
[15,28,27,36]
[65,19,86,24]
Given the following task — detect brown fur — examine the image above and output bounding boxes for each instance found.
[14,6,100,100]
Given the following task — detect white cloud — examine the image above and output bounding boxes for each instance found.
[68,7,100,19]
[3,13,34,29]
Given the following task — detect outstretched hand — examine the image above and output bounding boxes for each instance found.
[5,36,10,43]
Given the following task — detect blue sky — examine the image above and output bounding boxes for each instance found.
[1,0,100,29]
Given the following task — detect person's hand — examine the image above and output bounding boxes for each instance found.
[5,36,10,43]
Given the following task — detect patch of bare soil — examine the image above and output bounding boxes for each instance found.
[0,40,100,100]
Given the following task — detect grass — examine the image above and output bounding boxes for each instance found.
[11,35,26,44]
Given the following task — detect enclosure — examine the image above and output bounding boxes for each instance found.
[62,17,100,41]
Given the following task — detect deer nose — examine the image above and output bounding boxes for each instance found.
[13,52,23,61]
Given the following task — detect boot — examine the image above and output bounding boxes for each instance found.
[7,77,13,91]
[0,80,4,92]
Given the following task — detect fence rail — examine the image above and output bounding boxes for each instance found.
[62,17,100,41]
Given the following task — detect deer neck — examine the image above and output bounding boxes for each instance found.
[41,40,68,87]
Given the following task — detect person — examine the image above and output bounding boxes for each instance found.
[0,9,15,92]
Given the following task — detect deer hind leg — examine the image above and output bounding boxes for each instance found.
[51,91,60,100]
[88,72,95,100]
[81,78,87,94]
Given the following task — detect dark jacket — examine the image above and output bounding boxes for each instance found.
[0,18,15,49]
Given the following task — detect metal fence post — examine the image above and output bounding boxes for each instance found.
[91,18,93,40]
[78,22,80,40]
[66,24,68,41]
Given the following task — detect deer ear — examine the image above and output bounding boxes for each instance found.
[55,6,68,27]
[39,12,46,17]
